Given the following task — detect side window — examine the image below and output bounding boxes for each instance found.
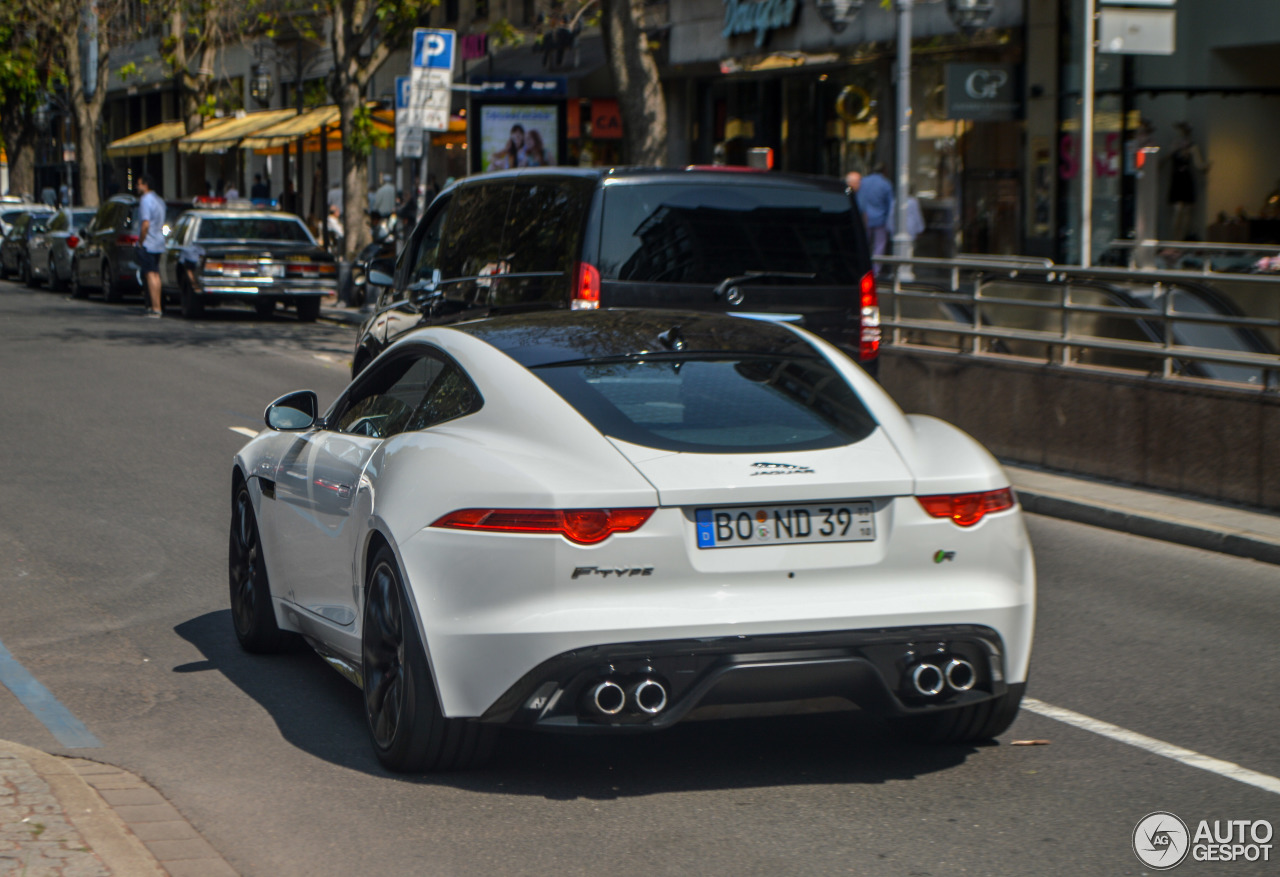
[437,183,513,280]
[401,197,453,302]
[93,204,113,232]
[172,216,193,245]
[405,364,482,431]
[333,354,445,439]
[48,212,68,232]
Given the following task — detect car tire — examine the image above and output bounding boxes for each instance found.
[361,546,496,772]
[69,268,87,299]
[50,261,68,292]
[24,259,41,288]
[254,297,275,319]
[295,297,321,323]
[228,478,294,654]
[17,257,30,286]
[180,282,205,319]
[102,264,122,303]
[0,258,8,280]
[892,684,1025,744]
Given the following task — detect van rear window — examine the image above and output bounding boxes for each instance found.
[597,184,866,286]
[533,354,877,453]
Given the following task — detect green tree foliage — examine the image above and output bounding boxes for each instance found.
[0,5,57,197]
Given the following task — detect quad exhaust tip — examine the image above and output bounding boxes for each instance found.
[629,678,668,715]
[588,680,626,715]
[911,663,946,696]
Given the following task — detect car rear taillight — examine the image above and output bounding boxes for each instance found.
[859,270,880,361]
[572,261,600,310]
[917,488,1015,527]
[431,508,654,544]
[116,234,139,246]
[67,235,79,249]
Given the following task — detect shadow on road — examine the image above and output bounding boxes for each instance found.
[175,611,982,799]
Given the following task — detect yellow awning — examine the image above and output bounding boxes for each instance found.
[178,109,299,154]
[242,102,389,151]
[106,120,211,157]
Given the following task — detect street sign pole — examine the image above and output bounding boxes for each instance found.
[407,28,456,220]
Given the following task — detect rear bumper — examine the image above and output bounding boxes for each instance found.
[196,279,336,297]
[480,625,1014,732]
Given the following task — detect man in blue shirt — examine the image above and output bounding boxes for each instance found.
[137,174,166,317]
[856,162,895,274]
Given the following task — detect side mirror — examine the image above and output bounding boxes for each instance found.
[368,269,394,288]
[265,390,319,431]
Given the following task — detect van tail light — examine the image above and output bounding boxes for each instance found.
[572,261,601,310]
[859,270,881,360]
[917,488,1015,527]
[67,235,79,249]
[116,234,139,246]
[431,508,654,544]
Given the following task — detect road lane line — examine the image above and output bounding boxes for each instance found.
[1024,697,1280,796]
[0,637,101,749]
[229,426,259,439]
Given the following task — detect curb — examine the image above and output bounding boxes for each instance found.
[3,738,165,877]
[1016,487,1280,566]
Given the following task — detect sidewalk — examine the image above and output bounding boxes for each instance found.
[5,458,1273,877]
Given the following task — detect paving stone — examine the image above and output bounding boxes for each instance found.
[97,787,167,807]
[131,820,200,842]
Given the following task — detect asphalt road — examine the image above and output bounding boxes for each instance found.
[0,282,1276,876]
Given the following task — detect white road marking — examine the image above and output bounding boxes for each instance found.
[314,353,337,363]
[1024,697,1280,796]
[229,426,259,439]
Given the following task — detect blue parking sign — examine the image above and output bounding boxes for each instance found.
[413,29,455,71]
[395,76,412,110]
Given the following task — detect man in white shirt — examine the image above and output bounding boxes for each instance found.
[370,173,395,221]
[136,174,167,317]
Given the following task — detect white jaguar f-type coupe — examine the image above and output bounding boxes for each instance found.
[230,309,1035,771]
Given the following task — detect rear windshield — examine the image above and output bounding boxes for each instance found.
[197,217,313,242]
[533,354,877,453]
[597,183,866,285]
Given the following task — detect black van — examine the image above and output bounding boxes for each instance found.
[354,167,879,376]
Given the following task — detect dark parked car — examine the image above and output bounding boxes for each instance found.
[27,207,98,290]
[159,206,337,321]
[70,195,187,302]
[0,207,56,285]
[352,167,879,377]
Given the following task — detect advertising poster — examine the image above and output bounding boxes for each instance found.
[480,104,559,171]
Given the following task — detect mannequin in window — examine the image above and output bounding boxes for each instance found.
[1168,122,1208,240]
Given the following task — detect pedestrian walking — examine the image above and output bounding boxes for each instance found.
[857,163,895,275]
[136,173,166,318]
[1168,122,1209,240]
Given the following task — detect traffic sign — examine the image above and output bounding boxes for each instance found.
[395,75,422,159]
[409,28,455,133]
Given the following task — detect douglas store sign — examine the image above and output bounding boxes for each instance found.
[722,0,799,47]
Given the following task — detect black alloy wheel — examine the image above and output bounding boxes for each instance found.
[361,546,495,772]
[228,480,292,653]
[102,264,121,303]
[69,266,87,298]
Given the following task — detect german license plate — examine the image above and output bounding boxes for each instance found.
[695,502,875,549]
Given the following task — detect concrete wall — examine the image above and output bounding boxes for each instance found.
[880,349,1280,511]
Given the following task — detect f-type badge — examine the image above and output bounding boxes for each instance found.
[750,462,815,476]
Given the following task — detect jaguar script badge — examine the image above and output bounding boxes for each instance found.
[750,462,816,476]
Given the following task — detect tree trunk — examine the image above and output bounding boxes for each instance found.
[0,112,37,199]
[60,3,109,208]
[337,82,370,260]
[601,0,668,166]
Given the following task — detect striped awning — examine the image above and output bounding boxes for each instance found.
[105,120,201,157]
[177,109,299,154]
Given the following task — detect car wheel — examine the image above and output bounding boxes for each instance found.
[0,257,8,280]
[25,258,42,288]
[180,282,205,319]
[17,257,29,285]
[50,260,68,292]
[102,265,122,303]
[295,297,321,323]
[892,684,1025,744]
[69,268,88,299]
[254,297,275,319]
[228,479,294,654]
[361,546,496,772]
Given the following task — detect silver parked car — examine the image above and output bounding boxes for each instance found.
[27,207,97,290]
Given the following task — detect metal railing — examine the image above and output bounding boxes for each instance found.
[876,254,1280,391]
